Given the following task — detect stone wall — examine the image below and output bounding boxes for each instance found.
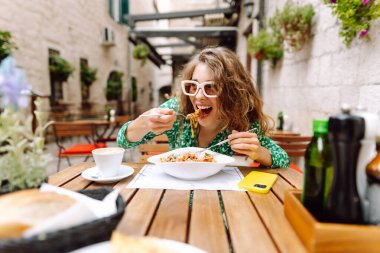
[240,0,380,135]
[0,0,129,116]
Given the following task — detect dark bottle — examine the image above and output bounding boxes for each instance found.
[326,114,365,224]
[366,135,380,225]
[302,119,332,221]
[276,111,284,130]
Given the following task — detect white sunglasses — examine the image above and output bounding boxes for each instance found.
[181,80,219,98]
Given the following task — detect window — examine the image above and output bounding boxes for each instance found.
[80,58,89,100]
[108,0,129,24]
[48,49,63,105]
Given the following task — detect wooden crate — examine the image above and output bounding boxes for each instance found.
[284,190,380,253]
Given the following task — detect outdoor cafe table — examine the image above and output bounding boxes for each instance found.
[48,162,306,253]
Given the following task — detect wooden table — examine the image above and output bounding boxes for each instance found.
[48,163,306,253]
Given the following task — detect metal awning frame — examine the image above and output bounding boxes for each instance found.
[123,6,237,28]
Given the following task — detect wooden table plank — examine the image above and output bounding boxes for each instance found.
[59,174,93,190]
[277,169,303,189]
[113,163,143,203]
[221,191,278,253]
[148,190,190,242]
[248,191,307,253]
[189,190,230,253]
[48,162,93,186]
[271,176,295,203]
[116,189,163,236]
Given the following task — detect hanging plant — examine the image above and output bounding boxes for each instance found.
[0,31,18,62]
[269,1,315,52]
[132,43,150,66]
[247,30,284,65]
[324,0,380,47]
[49,54,74,82]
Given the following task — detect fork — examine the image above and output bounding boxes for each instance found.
[196,128,257,154]
[140,113,186,118]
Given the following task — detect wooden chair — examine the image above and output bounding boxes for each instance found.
[271,130,300,136]
[52,121,106,171]
[138,143,170,163]
[271,135,312,173]
[98,115,131,142]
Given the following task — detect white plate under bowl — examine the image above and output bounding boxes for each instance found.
[70,239,207,253]
[147,147,235,180]
[81,165,134,183]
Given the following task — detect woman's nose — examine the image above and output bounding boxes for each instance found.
[195,88,206,98]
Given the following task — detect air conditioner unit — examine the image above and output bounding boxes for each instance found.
[102,27,115,46]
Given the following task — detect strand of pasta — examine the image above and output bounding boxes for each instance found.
[186,109,202,138]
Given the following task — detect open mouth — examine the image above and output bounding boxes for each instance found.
[197,105,212,118]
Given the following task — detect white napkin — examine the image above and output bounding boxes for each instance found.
[23,183,119,238]
[229,155,255,167]
[126,165,245,191]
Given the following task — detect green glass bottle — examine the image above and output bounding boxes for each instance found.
[302,119,333,221]
[276,111,284,130]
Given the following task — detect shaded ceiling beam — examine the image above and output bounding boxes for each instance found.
[180,38,203,49]
[129,36,165,68]
[124,7,236,28]
[162,53,193,58]
[130,27,237,38]
[154,43,190,48]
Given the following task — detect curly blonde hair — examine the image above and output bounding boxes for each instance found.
[178,47,271,135]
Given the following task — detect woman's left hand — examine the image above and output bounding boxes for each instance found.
[228,130,261,160]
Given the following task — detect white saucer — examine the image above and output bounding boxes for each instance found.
[70,239,206,253]
[81,165,134,184]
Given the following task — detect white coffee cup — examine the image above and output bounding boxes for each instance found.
[92,147,125,177]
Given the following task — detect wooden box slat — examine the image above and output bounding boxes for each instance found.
[284,190,380,253]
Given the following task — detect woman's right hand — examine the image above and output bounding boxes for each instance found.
[143,108,176,134]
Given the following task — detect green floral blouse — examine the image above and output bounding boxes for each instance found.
[117,98,290,168]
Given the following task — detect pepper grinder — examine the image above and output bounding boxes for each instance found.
[326,112,365,224]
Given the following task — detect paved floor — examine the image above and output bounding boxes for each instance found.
[44,137,140,175]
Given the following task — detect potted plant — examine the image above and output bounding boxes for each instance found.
[269,1,315,52]
[247,30,284,65]
[105,71,123,101]
[49,54,75,82]
[324,0,380,46]
[132,43,150,66]
[0,31,17,62]
[105,71,124,115]
[80,63,97,101]
[0,57,52,193]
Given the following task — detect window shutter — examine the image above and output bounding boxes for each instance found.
[120,0,129,25]
[108,0,114,19]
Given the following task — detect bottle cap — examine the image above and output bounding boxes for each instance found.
[328,114,365,141]
[313,119,328,134]
[278,111,283,116]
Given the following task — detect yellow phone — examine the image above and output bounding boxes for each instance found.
[238,171,278,193]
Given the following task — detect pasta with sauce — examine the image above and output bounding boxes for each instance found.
[186,109,202,138]
[160,152,216,162]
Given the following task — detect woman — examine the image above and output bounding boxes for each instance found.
[117,47,289,168]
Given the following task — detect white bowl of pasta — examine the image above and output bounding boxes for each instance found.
[147,147,235,180]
